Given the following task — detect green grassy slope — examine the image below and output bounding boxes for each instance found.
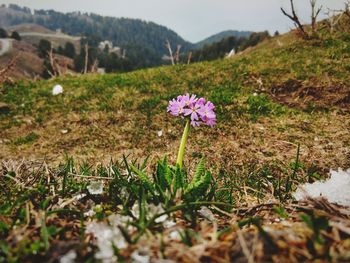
[1,28,349,171]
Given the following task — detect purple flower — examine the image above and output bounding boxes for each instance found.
[198,101,216,120]
[182,93,198,107]
[183,102,201,121]
[196,98,206,106]
[167,93,217,127]
[202,116,216,127]
[191,120,202,127]
[167,98,185,116]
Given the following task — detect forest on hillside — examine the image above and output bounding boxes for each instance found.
[0,4,270,77]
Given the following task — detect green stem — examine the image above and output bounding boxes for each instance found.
[176,120,190,169]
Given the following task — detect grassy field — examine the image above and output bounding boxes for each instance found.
[0,24,350,262]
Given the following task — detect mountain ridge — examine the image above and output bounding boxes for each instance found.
[195,30,253,48]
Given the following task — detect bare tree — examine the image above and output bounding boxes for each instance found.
[281,0,308,38]
[187,51,192,65]
[165,39,175,66]
[84,44,89,74]
[325,8,344,35]
[175,44,182,64]
[345,1,350,20]
[47,46,62,77]
[310,0,322,34]
[91,59,99,73]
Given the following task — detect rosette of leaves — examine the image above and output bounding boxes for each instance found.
[130,157,215,206]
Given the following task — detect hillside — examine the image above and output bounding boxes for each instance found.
[6,23,81,49]
[0,19,350,262]
[195,30,253,48]
[0,37,75,80]
[0,39,43,79]
[0,5,193,64]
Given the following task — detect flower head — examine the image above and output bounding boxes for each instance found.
[184,102,201,121]
[167,98,185,117]
[168,93,216,127]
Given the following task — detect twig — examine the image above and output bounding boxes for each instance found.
[59,193,87,208]
[212,205,234,217]
[2,174,34,190]
[237,228,255,263]
[68,172,114,180]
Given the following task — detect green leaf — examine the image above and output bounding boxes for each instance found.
[193,158,205,184]
[184,159,212,200]
[40,216,49,251]
[130,164,154,191]
[173,165,185,193]
[155,158,172,191]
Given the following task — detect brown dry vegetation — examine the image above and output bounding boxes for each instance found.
[0,40,75,81]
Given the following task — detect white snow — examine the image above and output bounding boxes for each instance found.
[87,181,104,195]
[52,84,63,95]
[131,203,167,223]
[169,230,181,241]
[59,250,77,263]
[131,248,150,263]
[86,219,128,263]
[293,168,350,207]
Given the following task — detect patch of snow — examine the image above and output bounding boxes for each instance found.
[52,84,63,95]
[84,209,96,217]
[87,181,104,195]
[169,230,181,241]
[59,250,77,263]
[293,168,350,207]
[86,220,127,263]
[131,203,167,223]
[149,204,167,223]
[131,203,140,218]
[163,219,176,228]
[131,248,150,263]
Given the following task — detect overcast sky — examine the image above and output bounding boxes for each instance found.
[1,0,345,42]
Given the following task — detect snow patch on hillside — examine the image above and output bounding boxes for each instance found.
[294,168,350,207]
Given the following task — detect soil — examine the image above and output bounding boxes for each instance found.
[271,79,350,111]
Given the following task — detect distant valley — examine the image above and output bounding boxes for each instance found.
[0,4,267,80]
